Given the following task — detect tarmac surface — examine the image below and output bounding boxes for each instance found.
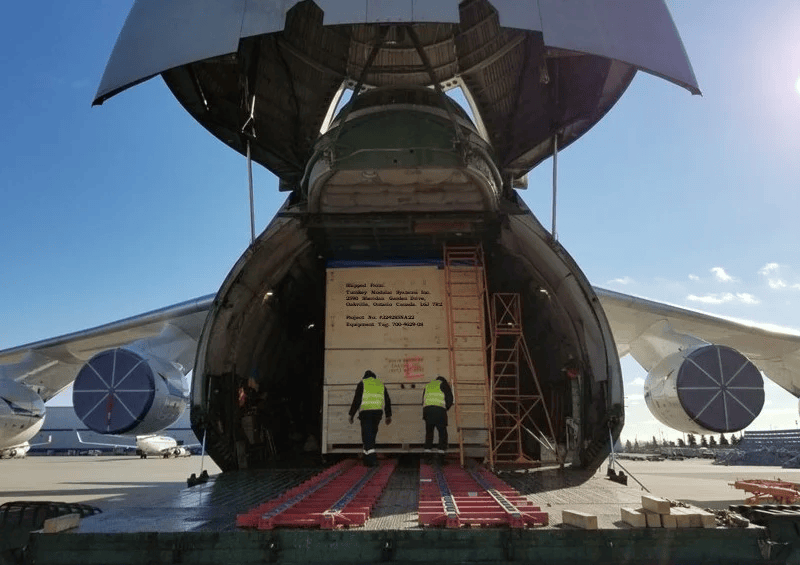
[2,454,800,531]
[0,455,222,512]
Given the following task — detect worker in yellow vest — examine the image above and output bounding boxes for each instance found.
[348,370,392,466]
[422,375,453,464]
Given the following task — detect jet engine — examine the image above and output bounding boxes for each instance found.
[644,344,764,434]
[72,348,187,436]
[0,378,45,452]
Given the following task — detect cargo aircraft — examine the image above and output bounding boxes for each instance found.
[1,0,799,474]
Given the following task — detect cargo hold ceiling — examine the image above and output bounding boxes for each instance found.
[94,0,699,185]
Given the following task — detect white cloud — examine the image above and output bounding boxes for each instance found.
[759,263,781,276]
[686,292,760,305]
[687,293,733,304]
[608,276,633,285]
[711,267,735,282]
[737,293,760,304]
[629,377,645,387]
[688,274,699,281]
[759,262,791,290]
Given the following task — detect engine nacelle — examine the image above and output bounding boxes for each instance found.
[72,348,187,435]
[644,344,764,434]
[0,378,45,450]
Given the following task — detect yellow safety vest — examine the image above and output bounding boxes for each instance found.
[424,380,446,408]
[360,378,385,411]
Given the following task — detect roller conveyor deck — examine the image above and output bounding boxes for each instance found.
[418,462,549,528]
[237,459,397,530]
[237,458,547,531]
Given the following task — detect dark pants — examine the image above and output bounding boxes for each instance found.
[359,410,382,465]
[423,406,448,453]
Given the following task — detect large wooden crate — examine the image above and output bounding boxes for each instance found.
[323,265,488,455]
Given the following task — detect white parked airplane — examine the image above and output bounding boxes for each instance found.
[0,378,48,458]
[1,1,799,475]
[76,432,192,459]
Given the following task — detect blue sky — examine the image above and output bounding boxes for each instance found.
[1,2,799,444]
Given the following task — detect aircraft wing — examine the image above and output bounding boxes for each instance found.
[76,431,135,451]
[596,287,800,397]
[0,295,214,402]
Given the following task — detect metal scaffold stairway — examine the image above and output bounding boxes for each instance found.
[442,244,491,466]
[489,293,561,468]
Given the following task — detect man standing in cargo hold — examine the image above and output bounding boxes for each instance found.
[423,375,454,463]
[348,370,392,466]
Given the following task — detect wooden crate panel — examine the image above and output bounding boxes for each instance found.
[453,349,485,367]
[324,349,450,385]
[326,390,486,426]
[328,384,485,406]
[447,268,483,284]
[449,366,487,382]
[451,322,483,338]
[450,305,482,322]
[324,384,487,452]
[452,335,485,347]
[327,385,426,407]
[325,425,490,449]
[322,264,492,454]
[451,382,487,397]
[450,290,481,304]
[324,415,487,445]
[326,266,447,350]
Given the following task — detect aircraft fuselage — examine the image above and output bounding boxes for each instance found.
[190,88,624,472]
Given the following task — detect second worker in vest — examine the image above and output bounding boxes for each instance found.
[348,370,392,466]
[422,375,454,464]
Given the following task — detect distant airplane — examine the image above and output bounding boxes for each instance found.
[76,431,193,459]
[0,431,51,459]
[1,1,799,476]
[0,377,46,457]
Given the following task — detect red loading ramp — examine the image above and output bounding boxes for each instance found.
[418,462,548,528]
[237,459,397,530]
[732,479,800,505]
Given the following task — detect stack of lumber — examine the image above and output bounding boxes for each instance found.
[621,495,716,529]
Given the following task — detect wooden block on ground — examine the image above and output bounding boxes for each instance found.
[642,510,662,528]
[43,513,80,533]
[673,507,705,528]
[562,510,598,530]
[670,508,694,528]
[642,495,672,515]
[672,507,716,528]
[620,508,646,528]
[661,513,678,529]
[696,509,717,528]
